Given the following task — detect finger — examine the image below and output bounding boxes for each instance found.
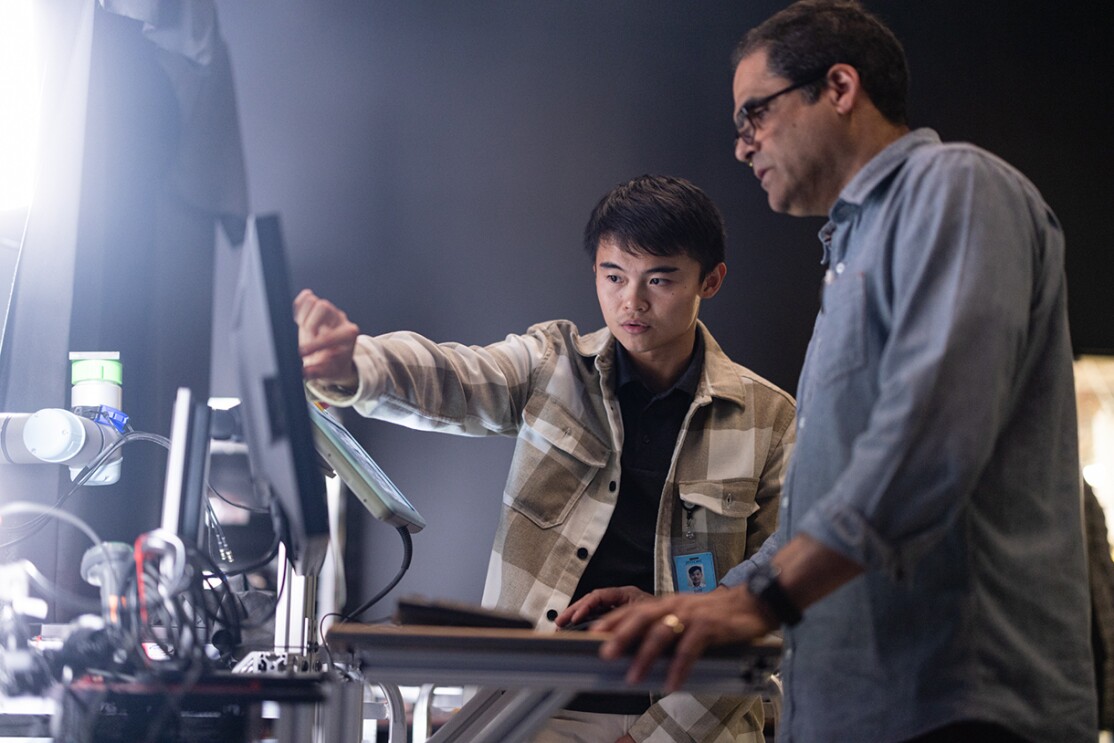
[592,603,630,636]
[299,316,347,346]
[663,628,708,693]
[554,603,581,626]
[624,618,681,685]
[297,295,351,339]
[598,606,659,660]
[619,586,653,604]
[299,323,358,357]
[294,290,332,330]
[564,601,597,626]
[558,590,610,626]
[302,353,357,382]
[293,289,317,318]
[301,299,343,337]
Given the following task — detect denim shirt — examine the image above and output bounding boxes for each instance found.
[743,129,1096,741]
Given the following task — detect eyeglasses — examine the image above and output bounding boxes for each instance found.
[734,71,828,145]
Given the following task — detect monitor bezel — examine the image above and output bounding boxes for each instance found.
[230,214,329,577]
[160,387,212,549]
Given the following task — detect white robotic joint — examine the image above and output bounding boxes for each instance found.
[0,409,123,467]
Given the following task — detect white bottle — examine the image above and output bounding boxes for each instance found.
[68,352,123,485]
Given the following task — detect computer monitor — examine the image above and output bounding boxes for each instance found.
[160,387,212,549]
[230,214,329,577]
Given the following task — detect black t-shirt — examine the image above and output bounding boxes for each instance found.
[565,334,703,714]
[571,333,703,602]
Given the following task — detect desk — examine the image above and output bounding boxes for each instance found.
[327,624,780,743]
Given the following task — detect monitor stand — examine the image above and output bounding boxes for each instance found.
[231,476,408,743]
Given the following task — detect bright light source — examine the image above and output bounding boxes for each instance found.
[0,0,40,212]
[1085,462,1109,493]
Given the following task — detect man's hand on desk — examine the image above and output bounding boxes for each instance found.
[555,586,653,630]
[294,289,360,388]
[593,586,774,694]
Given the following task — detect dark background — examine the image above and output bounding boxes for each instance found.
[6,1,1105,615]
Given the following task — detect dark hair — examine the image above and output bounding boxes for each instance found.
[688,564,703,575]
[583,174,726,276]
[732,0,909,126]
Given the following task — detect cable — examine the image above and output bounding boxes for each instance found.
[0,431,169,548]
[215,517,280,577]
[340,526,413,622]
[203,498,235,564]
[0,501,105,550]
[207,483,270,514]
[18,560,100,614]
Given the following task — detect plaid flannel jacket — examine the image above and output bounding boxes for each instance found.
[310,319,795,743]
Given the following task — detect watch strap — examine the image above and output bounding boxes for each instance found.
[751,564,803,627]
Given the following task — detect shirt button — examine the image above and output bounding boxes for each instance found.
[835,262,845,274]
[641,434,651,444]
[576,547,589,560]
[546,609,558,622]
[609,481,617,492]
[798,416,806,430]
[724,493,734,505]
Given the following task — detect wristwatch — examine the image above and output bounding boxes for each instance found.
[746,562,803,627]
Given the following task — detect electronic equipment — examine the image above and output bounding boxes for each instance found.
[394,595,530,629]
[307,401,425,533]
[230,214,329,578]
[0,408,122,470]
[160,387,212,549]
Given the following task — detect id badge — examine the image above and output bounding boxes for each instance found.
[673,504,716,593]
[674,551,715,593]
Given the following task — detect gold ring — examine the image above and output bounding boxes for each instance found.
[661,613,685,635]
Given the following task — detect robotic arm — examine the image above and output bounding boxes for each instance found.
[0,408,124,485]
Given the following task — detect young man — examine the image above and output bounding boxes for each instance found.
[591,4,1098,742]
[296,174,795,742]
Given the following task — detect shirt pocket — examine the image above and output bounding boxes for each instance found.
[677,478,761,570]
[505,398,610,529]
[677,478,761,521]
[814,272,867,384]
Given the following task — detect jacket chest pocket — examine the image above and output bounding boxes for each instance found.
[678,478,760,521]
[505,400,610,529]
[677,478,760,567]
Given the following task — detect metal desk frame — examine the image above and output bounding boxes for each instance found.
[327,624,781,743]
